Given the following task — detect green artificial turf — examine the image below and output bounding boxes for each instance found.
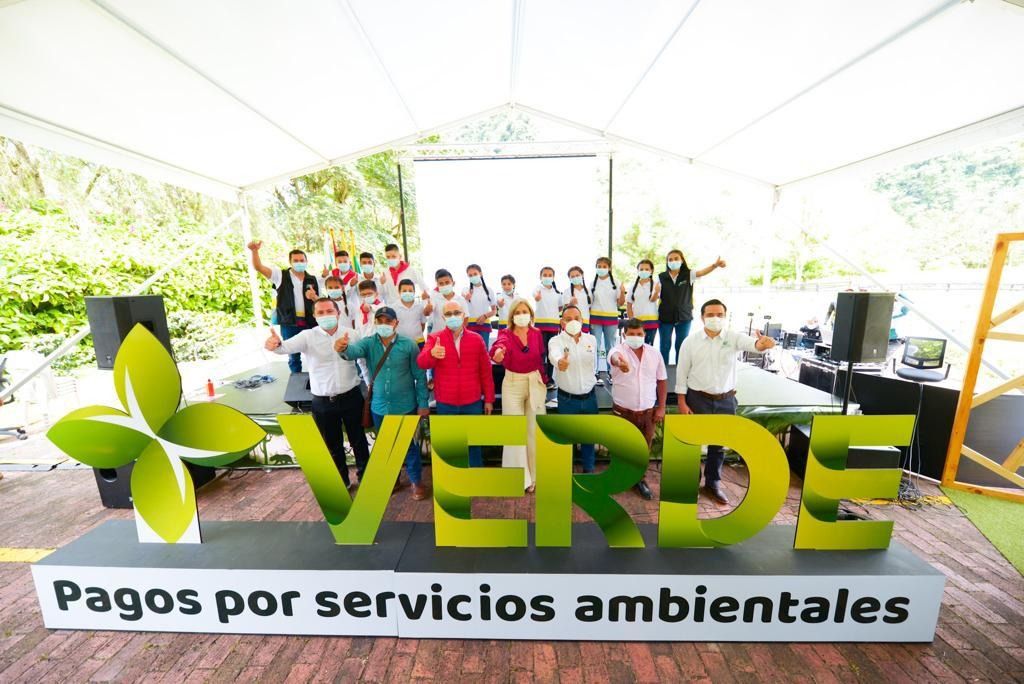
[943,486,1024,576]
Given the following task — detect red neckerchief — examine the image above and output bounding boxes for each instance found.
[333,269,356,286]
[388,261,410,285]
[361,298,381,325]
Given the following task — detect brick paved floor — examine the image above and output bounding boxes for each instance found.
[1,464,1022,683]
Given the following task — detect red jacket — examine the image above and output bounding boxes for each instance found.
[417,328,495,405]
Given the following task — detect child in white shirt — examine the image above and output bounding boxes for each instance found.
[463,263,497,348]
[626,258,661,345]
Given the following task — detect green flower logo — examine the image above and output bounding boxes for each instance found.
[48,325,265,543]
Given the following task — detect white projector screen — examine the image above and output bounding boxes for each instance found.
[413,156,606,297]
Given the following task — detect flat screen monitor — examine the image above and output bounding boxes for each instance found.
[902,337,946,369]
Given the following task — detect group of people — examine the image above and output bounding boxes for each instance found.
[251,240,774,505]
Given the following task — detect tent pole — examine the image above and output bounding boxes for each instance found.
[238,193,263,328]
[607,156,614,258]
[397,163,409,257]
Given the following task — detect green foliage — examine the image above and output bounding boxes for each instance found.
[874,140,1024,268]
[0,209,250,362]
[167,310,237,362]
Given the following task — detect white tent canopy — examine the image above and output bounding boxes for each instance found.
[2,0,1023,201]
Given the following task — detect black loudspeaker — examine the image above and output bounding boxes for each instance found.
[786,423,901,478]
[283,372,313,410]
[93,461,216,509]
[85,295,172,369]
[830,292,894,364]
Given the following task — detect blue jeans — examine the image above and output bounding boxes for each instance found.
[557,390,598,471]
[593,325,617,372]
[473,328,491,349]
[279,323,305,373]
[372,409,422,485]
[644,328,656,345]
[435,400,484,466]
[659,320,692,365]
[685,391,738,486]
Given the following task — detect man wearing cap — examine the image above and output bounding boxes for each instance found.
[265,297,369,486]
[417,299,495,467]
[548,304,599,473]
[675,298,775,505]
[336,306,431,500]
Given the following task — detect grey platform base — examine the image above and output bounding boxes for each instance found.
[32,521,944,642]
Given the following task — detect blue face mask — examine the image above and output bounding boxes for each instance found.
[445,315,463,330]
[541,277,554,287]
[337,262,351,273]
[316,315,337,329]
[400,291,416,303]
[570,276,583,286]
[637,270,652,279]
[326,289,345,300]
[376,323,395,338]
[360,263,375,275]
[468,275,482,286]
[291,262,307,273]
[595,267,609,277]
[386,257,400,268]
[439,284,454,296]
[667,260,683,271]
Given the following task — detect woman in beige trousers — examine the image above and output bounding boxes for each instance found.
[490,298,549,492]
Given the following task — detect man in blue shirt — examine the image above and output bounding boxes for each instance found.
[335,307,431,500]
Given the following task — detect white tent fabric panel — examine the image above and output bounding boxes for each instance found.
[513,0,693,128]
[0,0,1022,197]
[699,0,1024,184]
[348,0,514,131]
[0,0,319,189]
[100,0,416,164]
[604,0,951,166]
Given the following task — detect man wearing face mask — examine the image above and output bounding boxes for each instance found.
[608,318,668,499]
[336,307,430,499]
[381,243,430,303]
[417,300,495,467]
[548,305,599,473]
[675,299,774,505]
[265,298,369,486]
[352,251,390,306]
[323,249,358,289]
[249,241,319,374]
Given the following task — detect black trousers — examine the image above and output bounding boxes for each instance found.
[686,391,738,486]
[311,387,371,485]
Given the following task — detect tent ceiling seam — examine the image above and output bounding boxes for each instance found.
[0,101,240,192]
[692,0,962,160]
[509,0,525,104]
[517,103,774,188]
[87,0,332,164]
[602,0,703,131]
[338,0,421,134]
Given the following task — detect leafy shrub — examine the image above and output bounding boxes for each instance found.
[166,310,237,362]
[17,333,97,374]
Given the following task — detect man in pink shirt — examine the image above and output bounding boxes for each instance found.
[417,299,495,467]
[608,318,668,500]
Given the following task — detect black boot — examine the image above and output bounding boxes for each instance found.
[634,479,653,500]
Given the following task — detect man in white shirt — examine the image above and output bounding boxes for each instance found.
[675,298,775,505]
[548,305,599,472]
[608,318,668,499]
[265,297,370,487]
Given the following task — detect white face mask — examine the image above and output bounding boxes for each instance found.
[704,316,725,333]
[513,313,532,328]
[564,320,583,336]
[624,335,645,349]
